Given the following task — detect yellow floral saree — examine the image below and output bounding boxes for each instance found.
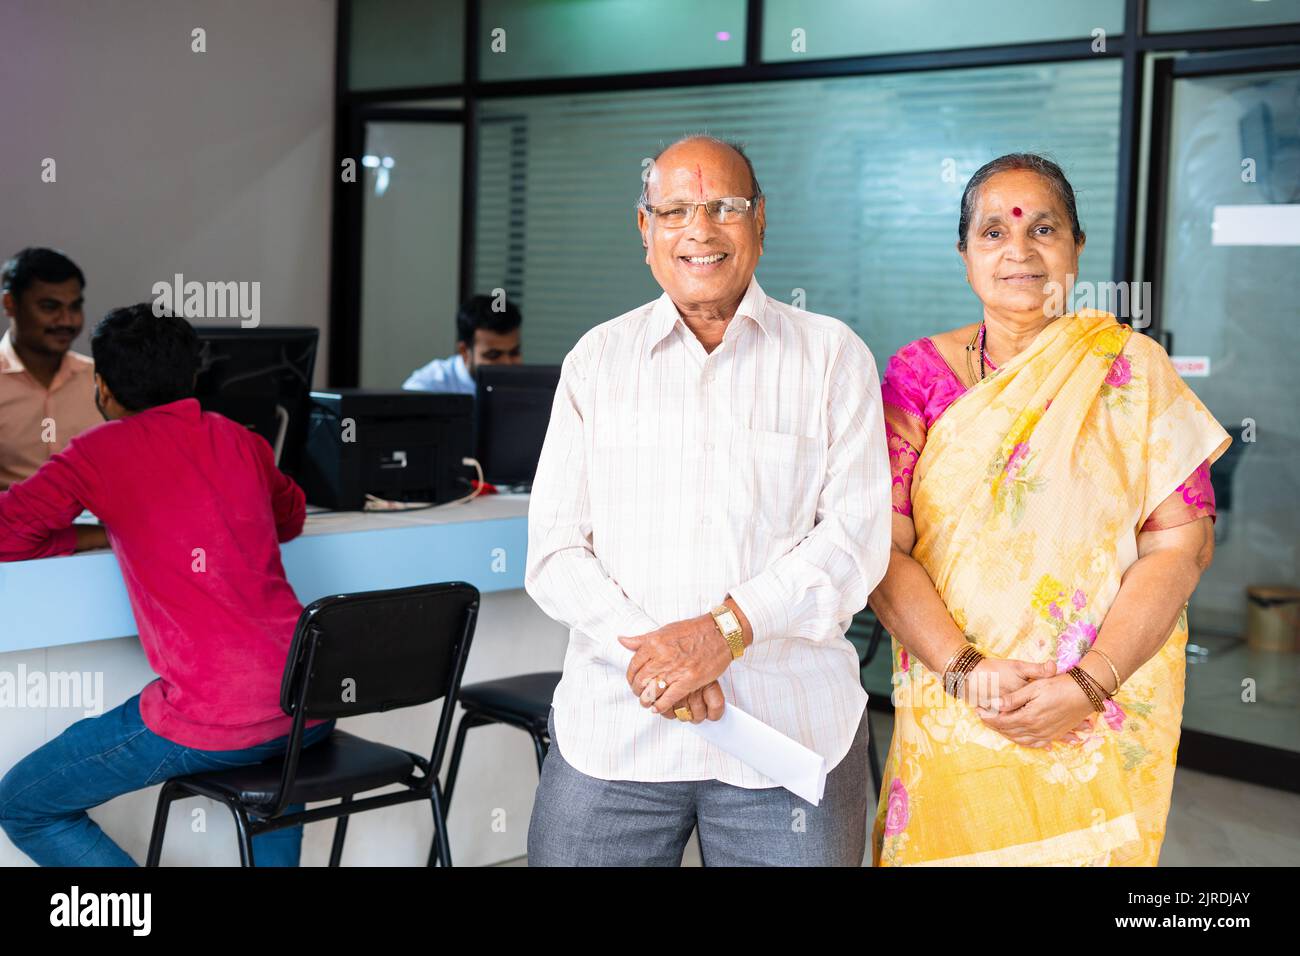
[872,310,1230,866]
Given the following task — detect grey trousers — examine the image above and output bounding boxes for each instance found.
[527,707,869,866]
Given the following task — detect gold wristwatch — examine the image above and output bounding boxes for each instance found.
[711,604,745,660]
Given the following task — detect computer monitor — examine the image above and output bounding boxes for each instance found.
[193,327,318,478]
[474,364,561,487]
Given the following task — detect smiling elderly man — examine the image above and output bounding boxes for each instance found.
[524,135,891,866]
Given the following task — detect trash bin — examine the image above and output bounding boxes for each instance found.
[1246,586,1300,653]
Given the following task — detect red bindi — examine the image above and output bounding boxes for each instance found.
[1011,206,1023,217]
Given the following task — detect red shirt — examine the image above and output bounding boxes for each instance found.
[0,398,323,749]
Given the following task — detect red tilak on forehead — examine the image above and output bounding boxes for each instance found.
[694,164,704,198]
[1012,206,1023,217]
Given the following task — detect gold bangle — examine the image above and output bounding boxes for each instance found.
[943,643,984,698]
[956,649,985,698]
[1077,666,1113,702]
[943,646,972,695]
[1088,647,1122,693]
[1066,668,1097,711]
[1068,667,1105,712]
[940,644,967,676]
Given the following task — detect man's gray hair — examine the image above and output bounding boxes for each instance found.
[637,135,763,208]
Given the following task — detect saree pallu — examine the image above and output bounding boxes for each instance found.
[873,310,1230,866]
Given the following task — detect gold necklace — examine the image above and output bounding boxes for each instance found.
[963,322,988,386]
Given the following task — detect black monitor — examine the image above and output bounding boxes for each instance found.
[193,327,318,478]
[474,364,561,487]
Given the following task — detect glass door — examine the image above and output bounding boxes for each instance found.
[356,111,464,389]
[1146,50,1300,789]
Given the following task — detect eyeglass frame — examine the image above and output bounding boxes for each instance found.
[636,193,764,228]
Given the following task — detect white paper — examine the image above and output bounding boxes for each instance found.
[686,703,827,805]
[1211,204,1300,246]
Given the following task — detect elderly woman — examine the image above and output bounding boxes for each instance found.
[868,153,1230,866]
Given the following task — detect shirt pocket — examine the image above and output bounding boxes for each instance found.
[725,426,822,539]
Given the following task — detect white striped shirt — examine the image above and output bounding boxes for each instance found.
[525,277,891,786]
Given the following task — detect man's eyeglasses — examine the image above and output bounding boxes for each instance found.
[640,196,760,228]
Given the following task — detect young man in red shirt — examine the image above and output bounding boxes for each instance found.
[0,304,332,866]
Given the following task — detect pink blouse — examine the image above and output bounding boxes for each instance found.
[881,337,1215,531]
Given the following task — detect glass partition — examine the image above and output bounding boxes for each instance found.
[479,0,746,81]
[475,58,1121,369]
[762,0,1123,61]
[350,0,464,90]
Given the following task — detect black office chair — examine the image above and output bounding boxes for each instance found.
[442,671,561,809]
[144,581,480,867]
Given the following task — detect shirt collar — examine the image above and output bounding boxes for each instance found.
[452,352,474,386]
[0,330,23,374]
[0,329,94,383]
[645,276,773,358]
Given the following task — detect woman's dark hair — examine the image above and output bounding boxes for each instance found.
[456,294,522,348]
[1,247,85,300]
[957,153,1084,251]
[91,304,200,412]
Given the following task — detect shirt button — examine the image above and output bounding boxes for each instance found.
[702,516,712,526]
[704,443,714,452]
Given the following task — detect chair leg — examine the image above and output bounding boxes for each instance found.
[529,728,549,774]
[443,712,481,810]
[328,797,353,867]
[427,784,453,867]
[144,780,183,867]
[229,803,257,867]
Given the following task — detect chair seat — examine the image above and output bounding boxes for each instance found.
[175,730,419,810]
[457,671,561,724]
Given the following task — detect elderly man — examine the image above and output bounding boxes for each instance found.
[524,135,891,866]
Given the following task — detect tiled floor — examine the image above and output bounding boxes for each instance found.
[502,711,1300,866]
[1182,632,1300,752]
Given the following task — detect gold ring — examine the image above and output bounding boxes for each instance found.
[674,705,693,721]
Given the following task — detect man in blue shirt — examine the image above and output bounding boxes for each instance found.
[403,295,523,394]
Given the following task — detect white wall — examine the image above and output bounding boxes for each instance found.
[0,0,337,381]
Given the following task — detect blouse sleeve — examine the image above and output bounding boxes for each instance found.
[880,351,930,518]
[1132,333,1231,531]
[1140,458,1216,532]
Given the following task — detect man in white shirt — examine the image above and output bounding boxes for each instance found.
[524,135,892,865]
[402,294,522,394]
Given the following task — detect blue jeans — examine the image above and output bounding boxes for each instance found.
[0,693,334,866]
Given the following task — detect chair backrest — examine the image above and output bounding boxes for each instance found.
[280,581,480,721]
[251,582,478,819]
